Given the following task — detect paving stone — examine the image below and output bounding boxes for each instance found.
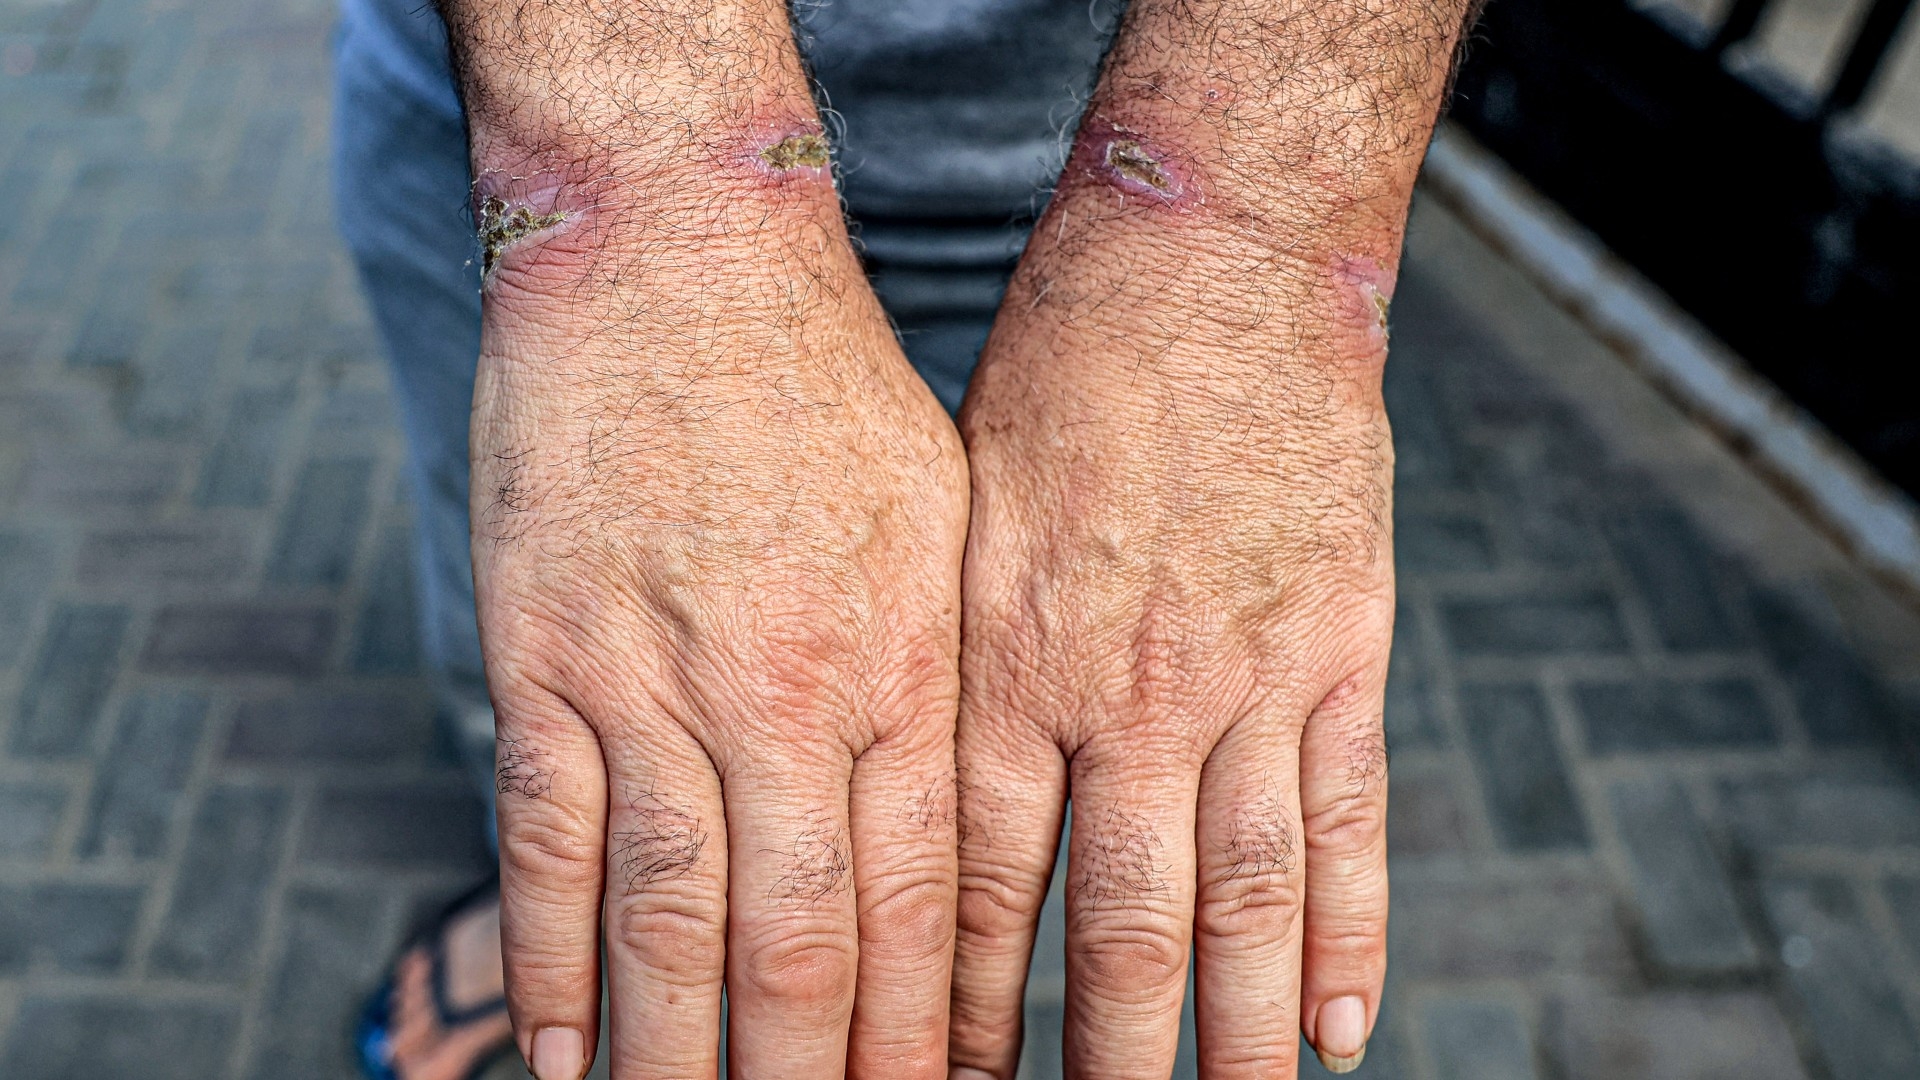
[1751,589,1902,746]
[0,995,238,1080]
[1388,871,1630,979]
[1383,600,1447,750]
[266,457,375,587]
[75,523,249,585]
[1459,683,1589,850]
[1386,764,1472,857]
[1441,593,1630,657]
[1761,875,1920,1079]
[352,524,420,675]
[1885,875,1920,966]
[0,782,70,859]
[148,784,290,979]
[312,384,400,443]
[246,320,374,373]
[298,781,490,871]
[21,448,179,510]
[194,382,298,507]
[76,691,208,860]
[11,603,129,758]
[126,320,222,434]
[245,885,391,1080]
[1602,507,1752,651]
[0,882,145,974]
[225,688,435,765]
[1383,359,1467,491]
[141,603,335,675]
[1574,677,1776,752]
[0,531,54,667]
[1718,774,1920,851]
[1423,999,1538,1080]
[0,325,40,371]
[11,212,99,308]
[1543,988,1810,1080]
[1609,776,1759,974]
[1478,464,1607,569]
[1396,506,1496,572]
[66,313,146,370]
[163,244,270,298]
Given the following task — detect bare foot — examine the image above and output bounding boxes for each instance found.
[372,896,514,1080]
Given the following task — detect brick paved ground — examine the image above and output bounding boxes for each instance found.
[2,0,1919,1076]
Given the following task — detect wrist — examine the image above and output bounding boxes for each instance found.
[467,116,846,299]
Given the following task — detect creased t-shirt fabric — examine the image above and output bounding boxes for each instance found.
[337,0,1118,218]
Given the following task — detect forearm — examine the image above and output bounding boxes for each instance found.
[979,0,1478,386]
[433,0,867,352]
[438,0,820,177]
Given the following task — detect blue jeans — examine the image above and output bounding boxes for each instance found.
[331,7,1012,804]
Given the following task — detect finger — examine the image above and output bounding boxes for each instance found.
[1297,671,1390,1074]
[1061,739,1199,1080]
[949,714,1068,1079]
[493,681,609,1080]
[1191,716,1307,1079]
[844,725,959,1080]
[722,750,861,1079]
[596,720,729,1079]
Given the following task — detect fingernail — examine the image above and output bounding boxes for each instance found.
[531,1027,585,1080]
[1315,995,1368,1074]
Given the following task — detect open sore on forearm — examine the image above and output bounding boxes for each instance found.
[1010,0,1478,355]
[432,0,848,294]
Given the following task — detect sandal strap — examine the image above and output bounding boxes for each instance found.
[418,876,511,1028]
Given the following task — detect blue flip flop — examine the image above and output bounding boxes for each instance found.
[355,877,512,1080]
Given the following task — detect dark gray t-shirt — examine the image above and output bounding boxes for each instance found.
[341,0,1116,218]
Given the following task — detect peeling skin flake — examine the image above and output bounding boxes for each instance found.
[1104,139,1172,191]
[760,133,830,170]
[477,196,567,278]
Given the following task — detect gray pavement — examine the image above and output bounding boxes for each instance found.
[2,0,1920,1076]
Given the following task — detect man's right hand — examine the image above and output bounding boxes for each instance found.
[440,6,970,1074]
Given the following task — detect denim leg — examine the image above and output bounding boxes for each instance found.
[331,17,497,803]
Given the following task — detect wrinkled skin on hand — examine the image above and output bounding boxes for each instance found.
[946,192,1398,1078]
[469,163,969,1080]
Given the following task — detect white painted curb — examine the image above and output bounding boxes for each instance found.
[1421,124,1920,597]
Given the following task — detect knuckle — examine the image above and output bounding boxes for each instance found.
[958,863,1050,938]
[1196,870,1303,940]
[1304,788,1387,853]
[500,811,601,888]
[740,930,858,1005]
[1199,789,1304,938]
[859,873,955,961]
[608,898,726,983]
[1074,923,1189,995]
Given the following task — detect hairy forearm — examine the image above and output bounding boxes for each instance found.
[438,0,816,175]
[433,0,860,326]
[980,0,1479,382]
